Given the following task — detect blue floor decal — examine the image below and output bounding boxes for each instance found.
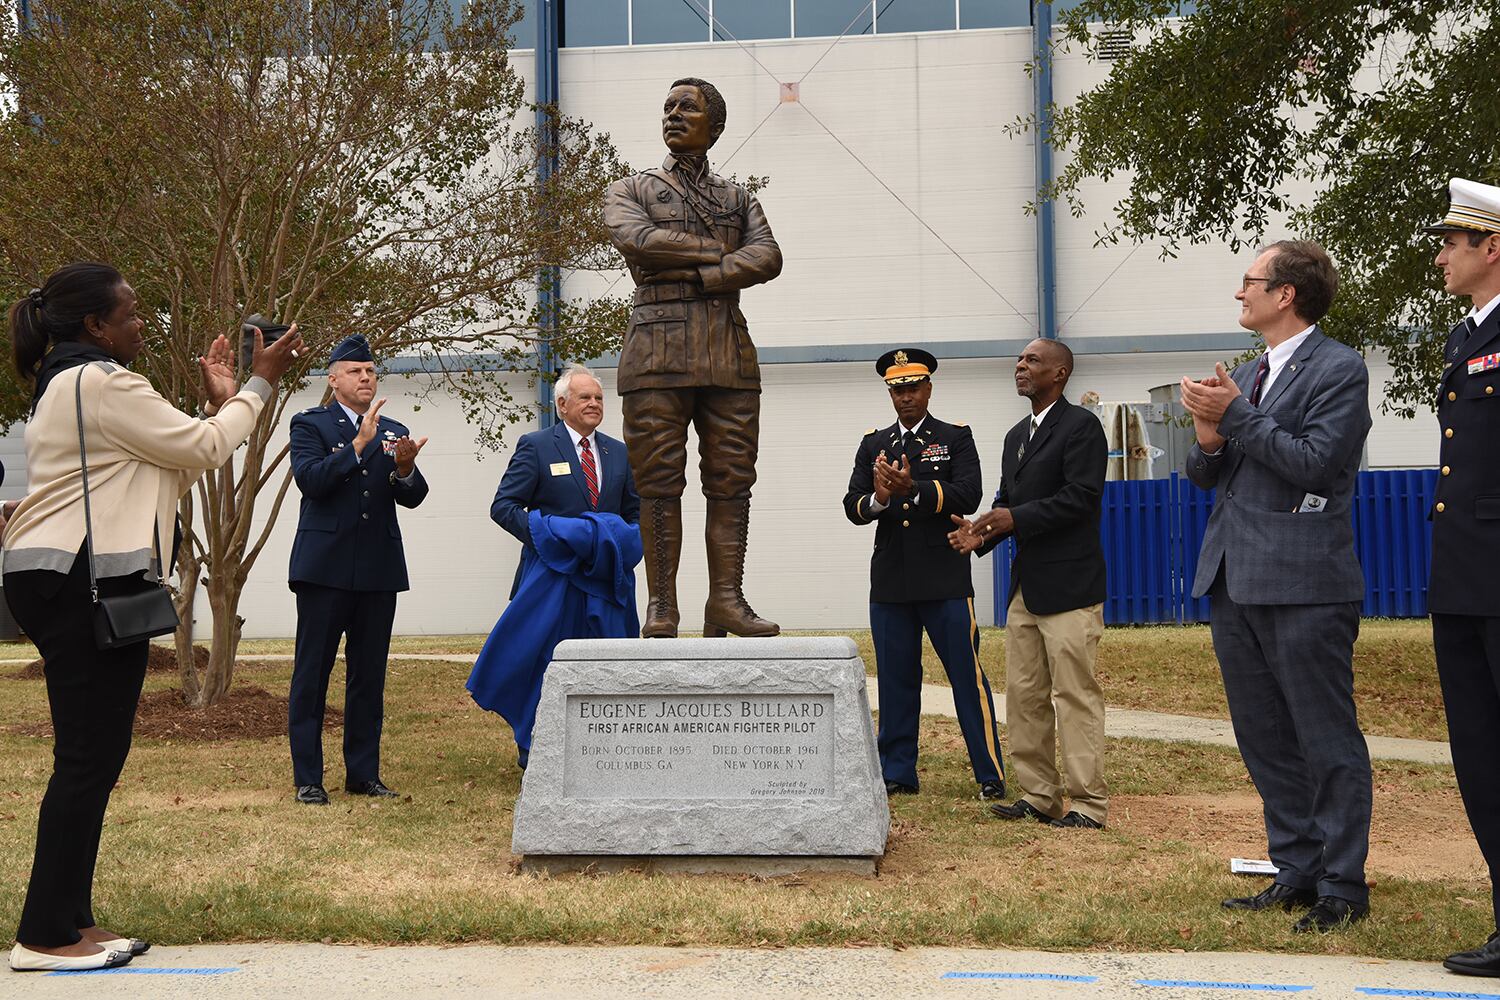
[1136,980,1313,992]
[47,967,240,977]
[1355,989,1500,999]
[942,971,1099,983]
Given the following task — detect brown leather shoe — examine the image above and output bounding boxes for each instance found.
[702,498,778,637]
[639,498,682,638]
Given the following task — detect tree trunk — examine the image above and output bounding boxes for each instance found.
[192,568,246,709]
[173,566,202,705]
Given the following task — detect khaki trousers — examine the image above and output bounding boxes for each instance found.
[1005,588,1108,823]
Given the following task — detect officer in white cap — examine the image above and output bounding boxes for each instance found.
[1425,177,1500,978]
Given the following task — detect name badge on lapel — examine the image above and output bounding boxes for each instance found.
[550,462,571,476]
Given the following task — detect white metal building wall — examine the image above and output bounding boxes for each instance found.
[211,26,1443,636]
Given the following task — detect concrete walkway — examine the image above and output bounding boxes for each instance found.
[2,944,1489,1000]
[2,652,1452,766]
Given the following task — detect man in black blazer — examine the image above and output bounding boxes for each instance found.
[843,349,1005,800]
[1425,178,1500,977]
[951,338,1109,830]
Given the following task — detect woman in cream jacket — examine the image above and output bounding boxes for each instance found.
[2,262,301,972]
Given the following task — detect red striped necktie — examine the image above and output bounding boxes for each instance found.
[580,436,599,509]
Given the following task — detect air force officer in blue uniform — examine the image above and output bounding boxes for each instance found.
[843,349,1005,800]
[287,335,429,805]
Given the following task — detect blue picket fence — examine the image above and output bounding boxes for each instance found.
[991,469,1439,625]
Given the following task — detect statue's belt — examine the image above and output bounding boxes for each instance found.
[633,283,740,306]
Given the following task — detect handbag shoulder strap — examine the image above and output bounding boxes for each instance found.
[74,363,165,605]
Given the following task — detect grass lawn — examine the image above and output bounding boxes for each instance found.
[0,618,1446,740]
[0,652,1483,959]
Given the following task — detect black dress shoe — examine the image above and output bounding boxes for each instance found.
[1048,810,1104,829]
[1444,930,1500,977]
[346,779,398,798]
[978,780,1006,801]
[1292,896,1368,933]
[295,784,329,805]
[1222,881,1318,911]
[988,798,1053,823]
[884,780,918,796]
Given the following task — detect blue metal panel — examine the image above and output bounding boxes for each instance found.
[535,0,560,429]
[991,469,1436,628]
[1032,0,1056,341]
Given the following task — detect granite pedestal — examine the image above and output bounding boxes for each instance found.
[511,636,889,875]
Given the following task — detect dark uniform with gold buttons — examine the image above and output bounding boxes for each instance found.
[843,349,1004,796]
[1424,178,1500,966]
[287,335,429,799]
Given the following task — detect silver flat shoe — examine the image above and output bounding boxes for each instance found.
[9,942,132,971]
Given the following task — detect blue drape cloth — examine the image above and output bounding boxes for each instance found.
[466,510,641,752]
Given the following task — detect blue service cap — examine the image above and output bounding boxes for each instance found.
[329,334,373,365]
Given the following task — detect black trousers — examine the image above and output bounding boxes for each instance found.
[289,584,397,787]
[1432,613,1500,927]
[5,556,150,947]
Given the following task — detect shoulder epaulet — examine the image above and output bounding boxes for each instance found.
[864,427,877,435]
[953,422,967,428]
[300,407,314,414]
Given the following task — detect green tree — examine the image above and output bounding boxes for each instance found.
[0,0,628,705]
[1035,0,1499,415]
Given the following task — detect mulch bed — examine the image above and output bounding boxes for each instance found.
[8,643,211,680]
[8,684,342,742]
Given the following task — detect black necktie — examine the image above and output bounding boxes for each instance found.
[1249,355,1270,407]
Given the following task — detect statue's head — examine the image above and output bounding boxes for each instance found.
[662,77,726,155]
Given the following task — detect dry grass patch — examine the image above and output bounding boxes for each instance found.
[0,656,1483,960]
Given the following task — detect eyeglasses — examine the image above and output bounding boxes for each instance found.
[1240,276,1277,292]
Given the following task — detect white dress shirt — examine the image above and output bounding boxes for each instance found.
[1257,324,1316,400]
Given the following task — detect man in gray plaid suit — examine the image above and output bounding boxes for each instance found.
[1180,240,1373,934]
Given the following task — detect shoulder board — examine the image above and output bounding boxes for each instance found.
[953,422,967,428]
[864,427,877,436]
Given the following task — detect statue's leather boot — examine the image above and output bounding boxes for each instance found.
[640,497,682,638]
[702,497,779,638]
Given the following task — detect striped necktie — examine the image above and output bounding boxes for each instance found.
[1249,355,1270,406]
[580,436,599,509]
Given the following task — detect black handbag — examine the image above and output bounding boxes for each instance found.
[74,364,180,649]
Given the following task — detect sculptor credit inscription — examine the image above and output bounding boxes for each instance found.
[563,693,834,799]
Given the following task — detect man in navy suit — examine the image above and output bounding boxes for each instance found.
[1181,241,1372,933]
[287,334,429,805]
[487,365,640,766]
[491,365,641,594]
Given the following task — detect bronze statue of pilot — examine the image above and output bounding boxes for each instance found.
[603,76,783,638]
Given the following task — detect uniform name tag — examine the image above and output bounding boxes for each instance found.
[1467,352,1500,374]
[550,462,571,476]
[1297,493,1327,513]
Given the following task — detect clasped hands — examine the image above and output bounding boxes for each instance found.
[947,508,1015,554]
[872,452,914,504]
[1179,361,1239,450]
